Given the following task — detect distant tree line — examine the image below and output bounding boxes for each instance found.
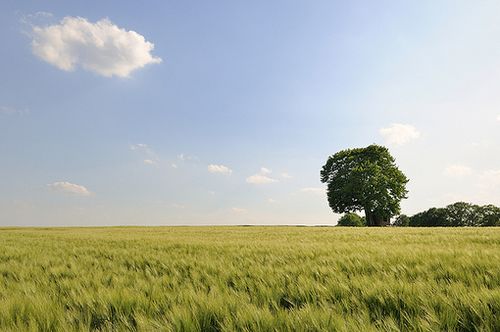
[337,202,500,227]
[394,202,500,227]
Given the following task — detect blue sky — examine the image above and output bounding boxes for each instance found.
[1,1,499,226]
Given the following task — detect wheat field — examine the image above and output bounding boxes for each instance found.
[0,227,499,331]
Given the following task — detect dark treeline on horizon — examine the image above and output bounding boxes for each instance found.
[338,202,500,227]
[396,202,500,227]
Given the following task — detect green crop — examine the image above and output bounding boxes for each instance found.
[0,227,499,331]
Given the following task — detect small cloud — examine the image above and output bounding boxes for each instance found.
[267,198,277,203]
[246,167,278,184]
[379,123,420,146]
[171,163,178,169]
[21,11,53,25]
[232,207,247,213]
[30,16,161,77]
[171,203,186,209]
[208,191,216,195]
[281,172,292,179]
[177,153,197,162]
[130,143,148,151]
[131,144,159,164]
[48,181,91,196]
[260,167,272,175]
[208,164,232,175]
[246,174,277,184]
[496,115,500,122]
[300,187,324,195]
[443,164,473,177]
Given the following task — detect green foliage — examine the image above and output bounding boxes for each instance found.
[337,213,365,227]
[0,227,499,331]
[477,204,500,226]
[321,145,408,226]
[408,202,500,227]
[393,214,410,227]
[409,208,449,227]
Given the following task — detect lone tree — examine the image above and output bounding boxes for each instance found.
[321,144,408,226]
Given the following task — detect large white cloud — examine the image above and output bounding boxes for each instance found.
[208,164,232,175]
[48,181,91,196]
[379,123,420,146]
[31,16,161,77]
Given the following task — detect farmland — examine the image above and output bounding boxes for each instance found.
[0,227,499,331]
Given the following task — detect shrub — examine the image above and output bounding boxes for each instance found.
[337,213,365,227]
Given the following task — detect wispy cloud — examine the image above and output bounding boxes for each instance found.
[231,207,247,213]
[0,105,29,116]
[177,153,197,162]
[130,144,159,165]
[130,143,149,151]
[208,164,232,175]
[443,164,473,177]
[30,16,161,77]
[379,123,420,146]
[260,167,272,175]
[48,181,91,196]
[246,167,278,184]
[281,172,292,179]
[300,187,324,195]
[246,174,277,184]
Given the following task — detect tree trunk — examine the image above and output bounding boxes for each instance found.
[365,209,389,226]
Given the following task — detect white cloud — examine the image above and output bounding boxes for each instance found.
[300,187,324,195]
[208,164,232,175]
[31,16,161,77]
[177,153,197,162]
[246,174,277,184]
[281,172,292,179]
[443,164,473,177]
[267,198,277,203]
[260,167,272,175]
[246,167,278,184]
[130,143,148,151]
[379,123,420,146]
[131,144,159,164]
[171,163,178,169]
[496,115,500,122]
[231,207,247,213]
[48,181,91,196]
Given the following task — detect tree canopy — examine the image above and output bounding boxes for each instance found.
[405,202,500,227]
[321,145,408,226]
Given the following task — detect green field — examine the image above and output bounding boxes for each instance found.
[0,227,499,331]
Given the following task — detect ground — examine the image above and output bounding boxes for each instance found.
[0,226,499,331]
